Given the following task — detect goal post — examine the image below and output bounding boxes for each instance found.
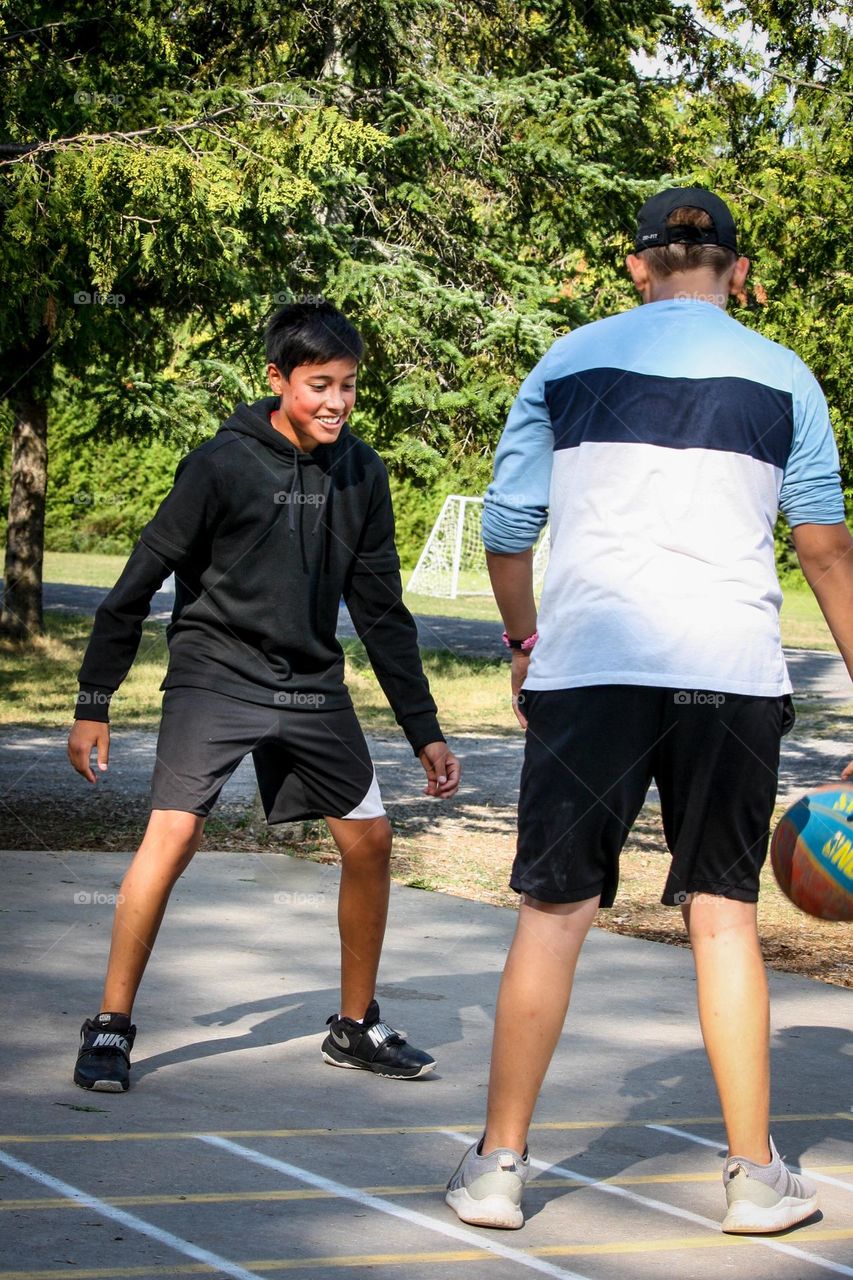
[406,494,550,599]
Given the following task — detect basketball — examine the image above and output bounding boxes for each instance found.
[770,785,853,921]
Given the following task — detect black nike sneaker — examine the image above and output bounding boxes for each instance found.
[321,999,436,1079]
[74,1013,136,1092]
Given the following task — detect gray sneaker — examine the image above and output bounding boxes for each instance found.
[446,1139,530,1229]
[722,1136,818,1233]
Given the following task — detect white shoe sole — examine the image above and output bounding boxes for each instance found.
[321,1050,435,1079]
[722,1193,818,1234]
[445,1186,524,1230]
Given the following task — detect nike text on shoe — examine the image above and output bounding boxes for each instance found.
[722,1136,818,1233]
[446,1139,530,1229]
[321,999,435,1079]
[74,1013,136,1092]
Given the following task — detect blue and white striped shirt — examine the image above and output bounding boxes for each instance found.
[483,298,845,696]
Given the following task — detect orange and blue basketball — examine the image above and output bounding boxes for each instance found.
[770,785,853,921]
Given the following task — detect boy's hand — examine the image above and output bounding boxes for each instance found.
[511,651,531,729]
[68,720,110,784]
[842,760,853,781]
[418,742,460,799]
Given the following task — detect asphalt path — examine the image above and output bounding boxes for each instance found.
[1,846,851,1280]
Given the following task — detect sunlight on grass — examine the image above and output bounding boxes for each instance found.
[0,616,169,726]
[42,553,834,650]
[43,551,129,589]
[0,617,514,734]
[779,583,835,650]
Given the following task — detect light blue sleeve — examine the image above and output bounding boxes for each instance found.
[482,355,554,553]
[779,360,846,527]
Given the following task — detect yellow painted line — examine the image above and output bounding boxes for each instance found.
[2,1165,852,1212]
[2,1230,853,1278]
[534,1228,853,1259]
[0,1111,847,1145]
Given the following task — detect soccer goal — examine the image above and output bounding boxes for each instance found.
[406,495,550,598]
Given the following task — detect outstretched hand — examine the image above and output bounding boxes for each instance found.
[68,720,110,784]
[418,741,461,799]
[842,760,853,781]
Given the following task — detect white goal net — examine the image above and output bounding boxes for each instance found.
[406,495,550,598]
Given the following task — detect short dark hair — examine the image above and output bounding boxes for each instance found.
[641,207,737,279]
[265,298,364,378]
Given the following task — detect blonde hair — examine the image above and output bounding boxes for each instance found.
[642,206,737,278]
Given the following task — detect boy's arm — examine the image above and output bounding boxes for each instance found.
[781,362,852,777]
[73,540,177,724]
[68,452,220,781]
[343,468,458,795]
[792,519,853,677]
[482,355,555,726]
[792,521,853,781]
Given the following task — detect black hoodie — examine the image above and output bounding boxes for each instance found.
[75,396,444,754]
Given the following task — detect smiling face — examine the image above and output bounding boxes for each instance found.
[266,357,358,452]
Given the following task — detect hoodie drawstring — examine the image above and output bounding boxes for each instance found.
[287,465,299,533]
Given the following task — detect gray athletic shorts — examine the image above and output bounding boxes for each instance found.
[150,687,385,823]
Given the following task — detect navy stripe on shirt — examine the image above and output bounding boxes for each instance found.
[544,367,794,469]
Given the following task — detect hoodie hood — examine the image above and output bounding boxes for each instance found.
[220,395,351,469]
[220,397,350,543]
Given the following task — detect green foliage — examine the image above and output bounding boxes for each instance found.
[1,0,850,602]
[652,2,853,501]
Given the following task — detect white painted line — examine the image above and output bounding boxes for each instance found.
[0,1146,264,1280]
[197,1133,592,1280]
[442,1130,853,1279]
[647,1123,853,1194]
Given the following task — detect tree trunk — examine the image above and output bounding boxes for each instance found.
[1,388,48,638]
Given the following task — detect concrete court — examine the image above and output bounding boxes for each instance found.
[1,848,851,1280]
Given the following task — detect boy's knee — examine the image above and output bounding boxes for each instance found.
[141,809,205,860]
[348,817,393,865]
[685,893,758,937]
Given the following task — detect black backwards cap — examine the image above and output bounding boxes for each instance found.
[634,187,738,254]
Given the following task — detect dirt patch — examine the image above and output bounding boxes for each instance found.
[383,802,853,990]
[8,789,846,989]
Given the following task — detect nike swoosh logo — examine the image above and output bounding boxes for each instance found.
[330,1028,350,1049]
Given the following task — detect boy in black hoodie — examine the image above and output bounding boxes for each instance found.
[68,300,460,1091]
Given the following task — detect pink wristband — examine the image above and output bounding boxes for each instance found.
[502,630,538,652]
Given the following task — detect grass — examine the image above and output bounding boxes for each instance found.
[43,551,131,589]
[778,581,836,650]
[43,552,836,648]
[0,614,511,734]
[0,616,171,727]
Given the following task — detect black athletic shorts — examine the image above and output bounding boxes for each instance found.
[513,685,795,908]
[150,687,385,823]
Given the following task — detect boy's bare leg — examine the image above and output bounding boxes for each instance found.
[325,814,392,1020]
[483,894,600,1155]
[100,809,206,1015]
[682,895,771,1163]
